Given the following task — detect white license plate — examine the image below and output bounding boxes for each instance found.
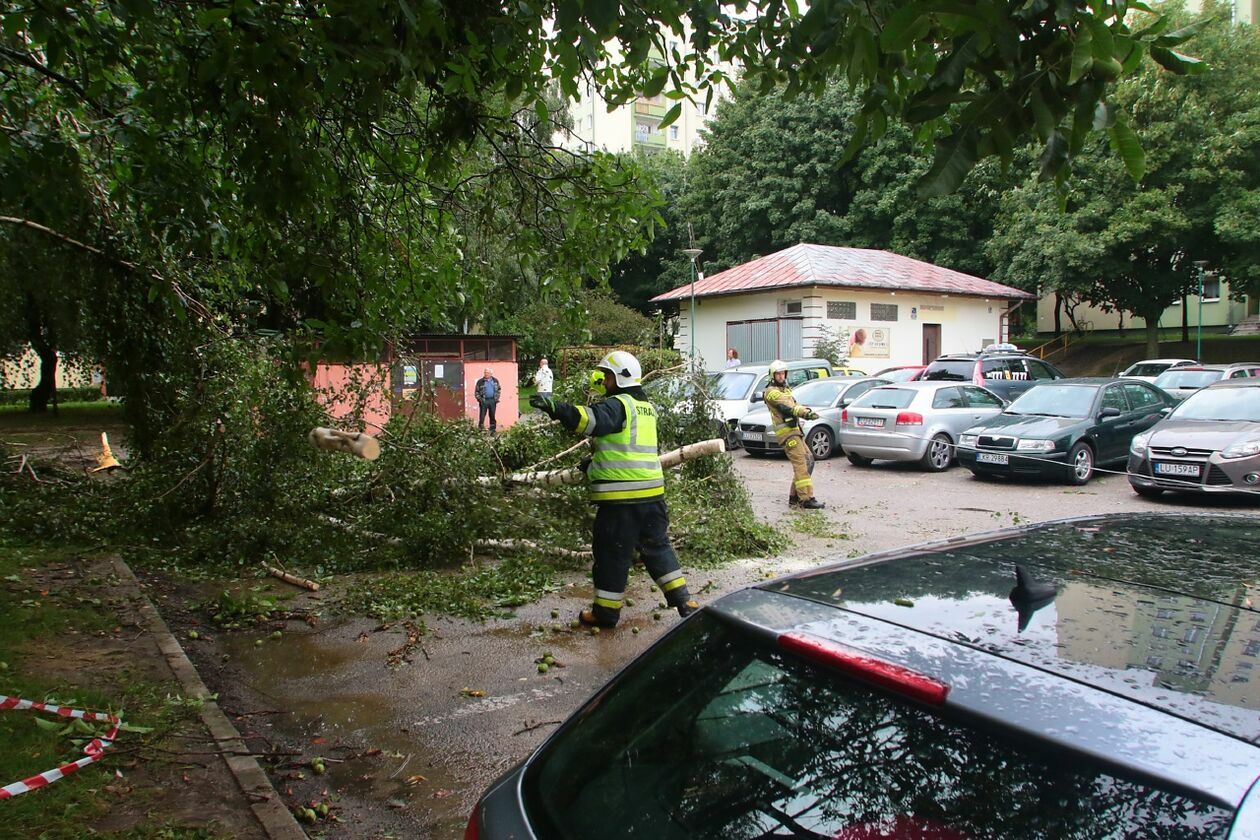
[1154,462,1200,477]
[741,431,763,442]
[975,452,1009,465]
[855,417,885,428]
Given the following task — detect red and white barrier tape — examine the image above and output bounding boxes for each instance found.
[0,695,121,800]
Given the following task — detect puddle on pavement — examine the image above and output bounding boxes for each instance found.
[220,626,485,837]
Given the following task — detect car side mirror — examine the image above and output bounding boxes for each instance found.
[1099,406,1121,420]
[1159,406,1172,416]
[752,390,765,403]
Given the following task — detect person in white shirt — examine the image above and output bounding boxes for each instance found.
[533,357,554,399]
[725,348,742,368]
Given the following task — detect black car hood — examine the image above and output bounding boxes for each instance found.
[970,412,1084,437]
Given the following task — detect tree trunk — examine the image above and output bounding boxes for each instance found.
[1144,319,1161,358]
[29,343,58,413]
[1053,293,1063,337]
[1181,299,1189,344]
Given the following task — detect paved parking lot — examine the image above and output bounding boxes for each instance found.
[200,449,1260,838]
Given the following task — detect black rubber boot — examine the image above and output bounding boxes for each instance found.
[578,606,619,628]
[800,498,826,510]
[788,496,801,507]
[676,599,700,618]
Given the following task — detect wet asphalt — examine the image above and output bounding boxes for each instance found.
[204,451,1260,838]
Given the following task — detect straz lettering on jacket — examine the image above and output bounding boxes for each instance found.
[587,394,665,504]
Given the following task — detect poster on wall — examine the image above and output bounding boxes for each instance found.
[837,325,891,360]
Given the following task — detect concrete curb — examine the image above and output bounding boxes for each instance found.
[112,559,308,840]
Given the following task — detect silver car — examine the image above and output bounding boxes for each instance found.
[1152,363,1260,402]
[737,377,889,460]
[1128,379,1260,496]
[840,381,1005,471]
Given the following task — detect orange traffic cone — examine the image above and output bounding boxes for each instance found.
[92,432,121,473]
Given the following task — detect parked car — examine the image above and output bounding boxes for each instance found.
[957,378,1175,485]
[1119,357,1197,383]
[834,366,868,377]
[468,512,1260,839]
[706,359,834,445]
[871,364,925,382]
[1153,364,1260,402]
[839,381,1005,471]
[1128,379,1260,497]
[920,347,1065,401]
[737,377,890,460]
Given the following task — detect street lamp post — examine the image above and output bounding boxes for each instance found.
[1194,260,1208,361]
[683,248,703,367]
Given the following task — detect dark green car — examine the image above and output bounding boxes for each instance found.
[957,378,1175,484]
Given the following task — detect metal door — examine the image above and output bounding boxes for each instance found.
[922,324,941,364]
[423,360,465,420]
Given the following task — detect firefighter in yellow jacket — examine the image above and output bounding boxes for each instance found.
[530,351,699,628]
[764,360,825,509]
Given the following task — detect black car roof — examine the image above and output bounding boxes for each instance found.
[759,512,1260,744]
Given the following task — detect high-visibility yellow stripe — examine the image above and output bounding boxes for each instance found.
[575,406,594,436]
[590,485,665,502]
[594,596,623,609]
[661,576,687,593]
[794,477,813,488]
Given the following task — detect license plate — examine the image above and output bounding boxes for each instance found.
[975,452,1009,465]
[855,417,885,428]
[1154,462,1200,477]
[741,431,763,442]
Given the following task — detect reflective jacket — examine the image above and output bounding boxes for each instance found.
[553,391,665,503]
[765,383,812,441]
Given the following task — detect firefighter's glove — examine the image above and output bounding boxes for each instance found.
[530,394,557,417]
[805,409,820,421]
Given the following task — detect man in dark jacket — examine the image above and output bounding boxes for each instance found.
[531,350,698,628]
[474,367,500,433]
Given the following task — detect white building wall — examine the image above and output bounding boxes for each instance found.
[676,288,1010,370]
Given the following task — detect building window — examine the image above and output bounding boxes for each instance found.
[871,303,899,322]
[1245,640,1260,657]
[827,301,857,320]
[670,125,679,140]
[635,121,652,141]
[1202,276,1221,302]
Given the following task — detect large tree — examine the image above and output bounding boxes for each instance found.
[988,2,1260,356]
[681,82,1010,275]
[0,0,1199,426]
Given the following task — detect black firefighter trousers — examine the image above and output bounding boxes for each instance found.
[589,499,691,626]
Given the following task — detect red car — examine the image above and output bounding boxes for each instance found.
[871,365,925,383]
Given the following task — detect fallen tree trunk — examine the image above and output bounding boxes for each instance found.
[474,539,592,560]
[266,565,321,591]
[475,438,726,487]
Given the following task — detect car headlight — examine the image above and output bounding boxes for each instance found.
[1130,433,1152,456]
[1016,439,1056,452]
[958,434,979,448]
[1221,439,1260,460]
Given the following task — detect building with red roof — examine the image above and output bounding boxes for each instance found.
[651,244,1035,369]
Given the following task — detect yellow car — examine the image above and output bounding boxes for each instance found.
[834,366,867,377]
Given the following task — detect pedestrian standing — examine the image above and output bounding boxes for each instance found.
[475,367,500,433]
[530,350,699,628]
[533,357,554,400]
[726,348,742,368]
[764,360,824,509]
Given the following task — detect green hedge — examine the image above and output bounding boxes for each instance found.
[555,346,682,379]
[0,387,105,406]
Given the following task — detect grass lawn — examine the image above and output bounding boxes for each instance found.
[519,384,537,416]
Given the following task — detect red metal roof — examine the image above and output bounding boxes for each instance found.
[651,244,1035,303]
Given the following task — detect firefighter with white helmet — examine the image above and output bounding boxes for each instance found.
[764,360,825,509]
[530,350,699,628]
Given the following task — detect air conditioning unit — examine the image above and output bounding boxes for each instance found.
[777,299,803,317]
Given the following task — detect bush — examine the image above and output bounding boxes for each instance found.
[0,387,104,406]
[555,346,681,379]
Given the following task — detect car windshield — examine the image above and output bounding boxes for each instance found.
[876,367,921,382]
[1155,370,1223,390]
[790,379,846,407]
[522,614,1231,840]
[645,377,698,401]
[921,359,974,381]
[1172,387,1260,422]
[708,372,757,400]
[1004,385,1097,418]
[1125,362,1176,377]
[851,387,916,410]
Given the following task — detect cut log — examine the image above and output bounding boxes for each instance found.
[266,565,320,592]
[474,539,592,560]
[309,427,381,460]
[476,437,727,487]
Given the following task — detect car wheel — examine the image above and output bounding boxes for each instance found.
[846,452,873,467]
[1067,442,1094,485]
[1132,483,1164,499]
[806,427,834,460]
[920,433,953,472]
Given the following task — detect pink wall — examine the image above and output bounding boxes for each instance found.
[310,364,391,433]
[466,363,519,430]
